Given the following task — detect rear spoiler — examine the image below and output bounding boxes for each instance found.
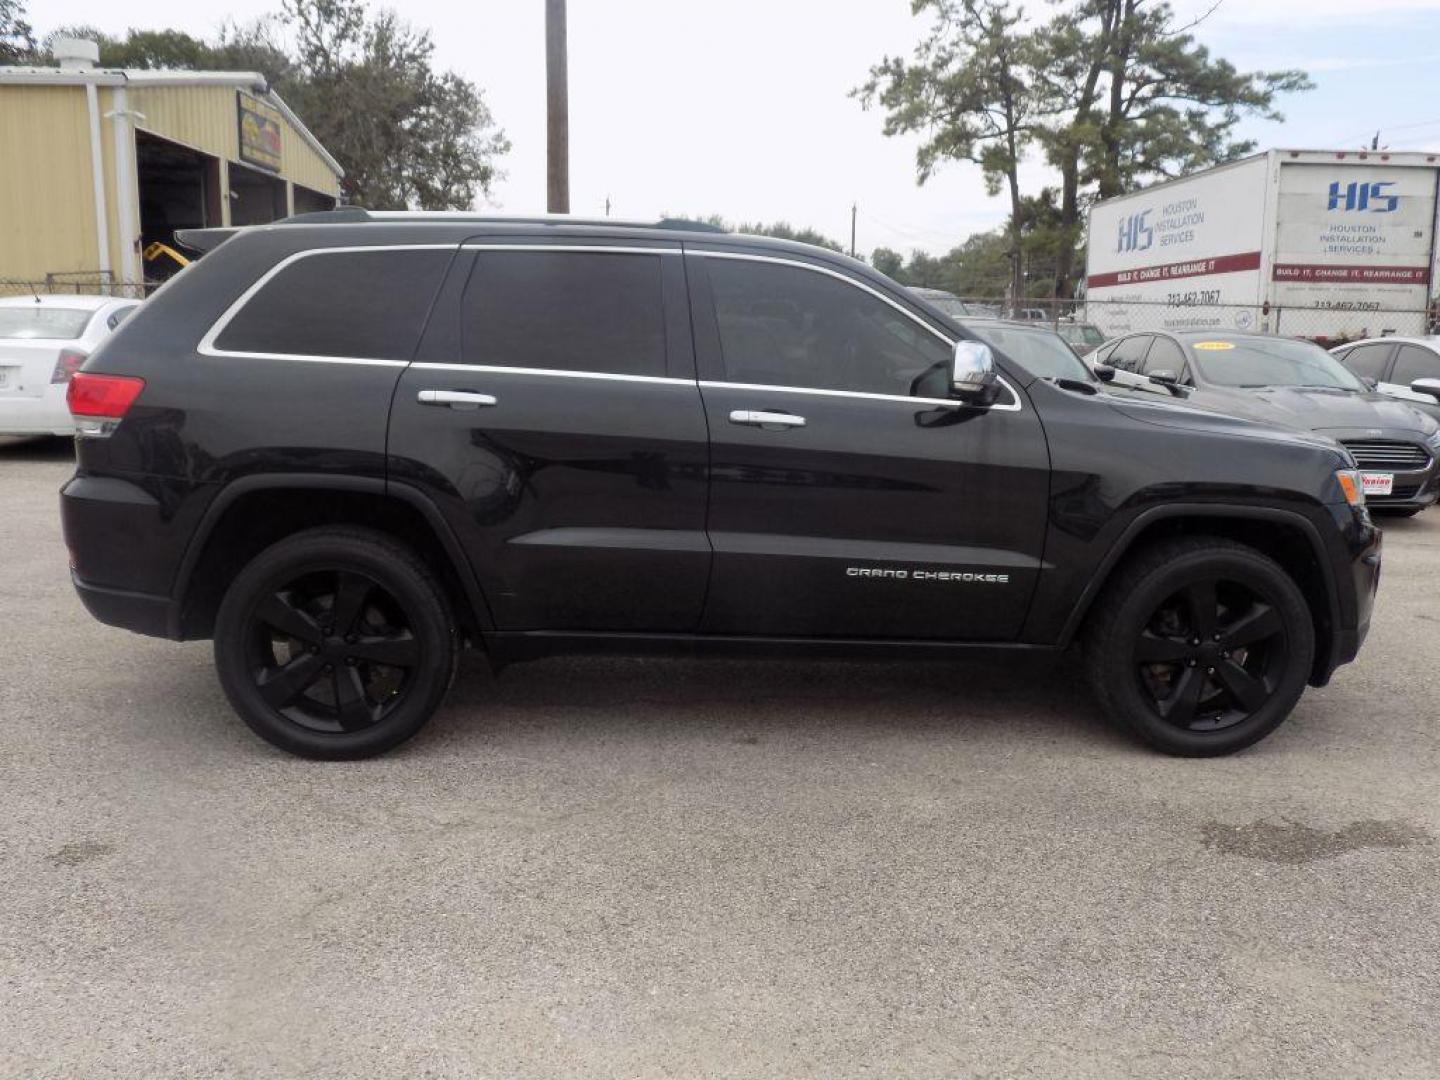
[173,227,239,254]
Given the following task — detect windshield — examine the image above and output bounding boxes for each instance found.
[924,296,975,319]
[1060,324,1106,346]
[0,306,94,340]
[966,324,1092,382]
[1187,336,1365,390]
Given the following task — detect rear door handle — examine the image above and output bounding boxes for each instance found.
[729,409,806,429]
[418,389,497,409]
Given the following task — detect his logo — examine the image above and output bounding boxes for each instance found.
[1327,180,1399,213]
[1116,210,1154,253]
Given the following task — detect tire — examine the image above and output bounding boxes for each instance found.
[1083,536,1315,757]
[214,527,458,759]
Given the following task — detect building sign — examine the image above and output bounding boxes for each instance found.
[237,92,282,172]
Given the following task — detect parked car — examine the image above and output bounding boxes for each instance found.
[1091,330,1440,515]
[0,294,140,436]
[1055,321,1107,357]
[1331,336,1440,420]
[62,211,1380,760]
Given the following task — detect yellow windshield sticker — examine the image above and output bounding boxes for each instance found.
[1193,341,1236,351]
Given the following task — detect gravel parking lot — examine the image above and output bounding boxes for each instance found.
[2,435,1438,1079]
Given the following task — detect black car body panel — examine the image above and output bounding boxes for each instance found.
[63,217,1382,693]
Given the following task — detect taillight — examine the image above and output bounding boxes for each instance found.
[66,372,145,437]
[51,347,87,384]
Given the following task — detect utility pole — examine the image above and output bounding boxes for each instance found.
[850,202,857,259]
[546,0,570,214]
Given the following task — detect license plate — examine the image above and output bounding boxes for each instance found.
[1361,472,1394,496]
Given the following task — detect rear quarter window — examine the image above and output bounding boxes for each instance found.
[212,248,452,360]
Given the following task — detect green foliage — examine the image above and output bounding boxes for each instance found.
[855,0,1040,301]
[31,0,508,212]
[675,214,847,253]
[0,0,36,62]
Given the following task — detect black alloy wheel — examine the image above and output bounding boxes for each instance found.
[1085,536,1314,757]
[247,569,419,734]
[215,527,457,759]
[1134,577,1286,733]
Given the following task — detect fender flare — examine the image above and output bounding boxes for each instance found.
[169,473,494,637]
[1056,502,1342,655]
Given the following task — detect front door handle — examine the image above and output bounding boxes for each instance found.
[418,389,498,410]
[729,409,806,429]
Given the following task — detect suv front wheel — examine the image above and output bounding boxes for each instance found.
[214,527,458,759]
[1085,536,1316,756]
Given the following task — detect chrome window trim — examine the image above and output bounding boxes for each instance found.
[196,244,459,365]
[691,250,1022,412]
[408,362,693,386]
[698,379,1021,412]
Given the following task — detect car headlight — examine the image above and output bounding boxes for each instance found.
[1427,430,1440,453]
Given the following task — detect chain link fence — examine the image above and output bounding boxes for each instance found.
[911,289,1439,346]
[1,275,151,301]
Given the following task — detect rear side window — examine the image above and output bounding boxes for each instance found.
[214,249,451,360]
[1392,344,1440,386]
[462,251,667,376]
[1342,342,1392,381]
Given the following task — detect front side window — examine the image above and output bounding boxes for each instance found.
[462,251,667,377]
[1142,337,1187,378]
[1342,342,1393,381]
[707,259,951,397]
[1392,344,1440,386]
[1109,335,1153,372]
[214,249,452,360]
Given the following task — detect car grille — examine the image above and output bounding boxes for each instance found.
[1341,439,1432,471]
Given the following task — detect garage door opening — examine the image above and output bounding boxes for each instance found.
[136,132,215,285]
[230,162,287,227]
[293,185,337,215]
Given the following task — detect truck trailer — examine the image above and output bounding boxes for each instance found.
[1084,149,1440,342]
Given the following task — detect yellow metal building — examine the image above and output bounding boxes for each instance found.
[0,38,343,291]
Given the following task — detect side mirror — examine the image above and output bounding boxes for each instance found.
[1148,369,1178,386]
[1411,377,1440,402]
[1092,364,1116,383]
[951,340,1000,405]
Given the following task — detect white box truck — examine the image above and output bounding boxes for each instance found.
[1084,149,1440,341]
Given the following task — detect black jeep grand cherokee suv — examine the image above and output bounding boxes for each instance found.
[61,212,1381,759]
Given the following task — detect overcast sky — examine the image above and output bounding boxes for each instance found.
[35,0,1440,257]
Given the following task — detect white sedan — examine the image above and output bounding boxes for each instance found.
[0,294,141,436]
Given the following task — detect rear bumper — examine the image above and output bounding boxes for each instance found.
[0,385,72,436]
[71,572,177,638]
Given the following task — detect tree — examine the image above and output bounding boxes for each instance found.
[673,214,847,252]
[1034,0,1308,294]
[262,0,508,209]
[856,0,1043,303]
[1,0,36,62]
[870,247,906,279]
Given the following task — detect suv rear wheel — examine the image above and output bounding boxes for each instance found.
[214,527,458,759]
[1084,537,1315,756]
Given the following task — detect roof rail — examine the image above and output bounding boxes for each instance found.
[269,208,728,232]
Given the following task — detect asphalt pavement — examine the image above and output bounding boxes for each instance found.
[2,435,1437,1079]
